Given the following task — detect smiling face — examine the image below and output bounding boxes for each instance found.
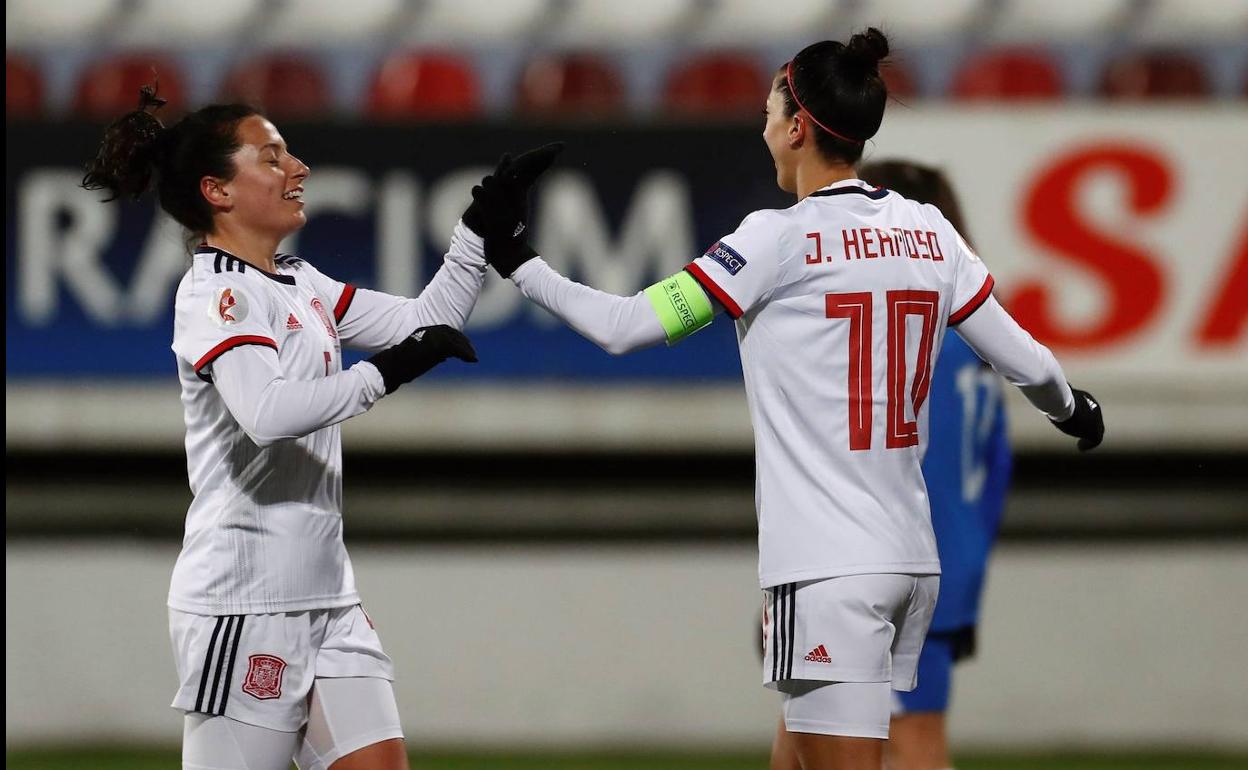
[204,115,309,240]
[763,75,800,194]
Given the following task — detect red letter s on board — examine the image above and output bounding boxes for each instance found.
[1010,145,1169,350]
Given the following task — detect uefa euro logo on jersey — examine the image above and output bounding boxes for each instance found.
[705,241,748,275]
[242,654,286,700]
[209,287,249,326]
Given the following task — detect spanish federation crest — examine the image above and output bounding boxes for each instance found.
[242,654,286,700]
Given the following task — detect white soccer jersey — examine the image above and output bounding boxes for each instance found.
[686,179,995,588]
[169,223,486,615]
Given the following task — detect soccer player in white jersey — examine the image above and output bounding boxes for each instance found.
[82,87,560,770]
[464,29,1104,770]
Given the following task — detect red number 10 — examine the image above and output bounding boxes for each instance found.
[826,290,940,451]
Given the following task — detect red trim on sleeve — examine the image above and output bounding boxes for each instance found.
[194,335,278,372]
[333,284,357,323]
[684,262,743,319]
[948,275,995,326]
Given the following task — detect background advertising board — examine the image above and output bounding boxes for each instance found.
[7,109,1246,449]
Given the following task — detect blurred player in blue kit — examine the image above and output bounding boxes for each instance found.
[858,161,1012,770]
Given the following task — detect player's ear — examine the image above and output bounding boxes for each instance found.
[788,114,805,149]
[201,176,232,212]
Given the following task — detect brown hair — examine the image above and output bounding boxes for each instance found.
[82,85,260,237]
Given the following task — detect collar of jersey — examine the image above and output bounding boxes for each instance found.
[809,179,888,200]
[195,246,297,285]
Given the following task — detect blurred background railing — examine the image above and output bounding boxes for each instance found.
[7,0,1248,121]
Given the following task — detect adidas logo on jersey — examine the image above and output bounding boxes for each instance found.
[286,313,303,330]
[804,644,831,664]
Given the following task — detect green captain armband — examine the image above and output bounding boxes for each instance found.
[643,270,715,344]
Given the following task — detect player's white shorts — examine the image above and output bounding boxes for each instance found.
[169,604,394,732]
[762,573,938,692]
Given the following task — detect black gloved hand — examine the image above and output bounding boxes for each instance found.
[462,142,564,278]
[366,325,478,394]
[461,153,515,238]
[1051,386,1104,451]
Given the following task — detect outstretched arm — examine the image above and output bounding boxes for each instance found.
[511,259,722,355]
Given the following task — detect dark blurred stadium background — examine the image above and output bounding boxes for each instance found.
[6,0,1247,767]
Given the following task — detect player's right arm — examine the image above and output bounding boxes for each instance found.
[209,344,386,446]
[172,275,474,447]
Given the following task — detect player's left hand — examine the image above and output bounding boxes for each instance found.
[462,142,564,278]
[1050,386,1104,451]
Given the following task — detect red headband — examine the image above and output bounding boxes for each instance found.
[785,60,864,145]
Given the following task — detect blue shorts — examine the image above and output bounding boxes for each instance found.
[893,627,976,714]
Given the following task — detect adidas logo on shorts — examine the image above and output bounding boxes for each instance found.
[804,644,831,664]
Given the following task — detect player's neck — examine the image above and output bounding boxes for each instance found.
[204,229,280,274]
[794,161,857,201]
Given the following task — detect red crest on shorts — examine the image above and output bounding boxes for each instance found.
[242,654,286,700]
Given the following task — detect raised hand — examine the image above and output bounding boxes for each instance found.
[462,142,565,277]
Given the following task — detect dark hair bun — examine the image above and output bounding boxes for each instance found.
[845,27,889,73]
[82,84,169,201]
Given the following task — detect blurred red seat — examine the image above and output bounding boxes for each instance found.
[951,49,1064,101]
[1099,52,1210,100]
[516,53,625,118]
[220,55,331,118]
[662,53,767,118]
[74,53,186,119]
[7,54,45,118]
[367,52,480,119]
[881,60,918,101]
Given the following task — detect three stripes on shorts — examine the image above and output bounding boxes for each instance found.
[770,583,797,681]
[194,615,246,716]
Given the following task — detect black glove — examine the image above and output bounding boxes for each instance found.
[366,325,478,394]
[462,142,564,278]
[1051,386,1104,451]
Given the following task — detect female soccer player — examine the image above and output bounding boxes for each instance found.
[858,160,1013,770]
[82,88,558,770]
[467,29,1103,770]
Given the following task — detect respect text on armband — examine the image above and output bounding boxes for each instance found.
[705,241,747,275]
[663,278,699,331]
[644,271,714,344]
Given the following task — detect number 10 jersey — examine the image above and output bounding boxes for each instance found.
[686,179,994,589]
